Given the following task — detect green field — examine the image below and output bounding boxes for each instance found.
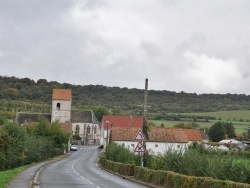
[150,110,250,134]
[180,110,250,122]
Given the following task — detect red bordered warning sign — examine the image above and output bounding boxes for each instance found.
[134,130,146,141]
[134,141,146,152]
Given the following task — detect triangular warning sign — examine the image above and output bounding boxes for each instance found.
[134,141,146,152]
[134,130,146,141]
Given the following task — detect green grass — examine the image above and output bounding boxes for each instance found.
[179,110,250,122]
[0,165,29,188]
[150,120,250,134]
[150,110,250,134]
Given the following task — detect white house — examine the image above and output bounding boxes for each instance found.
[112,127,189,155]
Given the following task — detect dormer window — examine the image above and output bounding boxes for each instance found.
[57,103,60,110]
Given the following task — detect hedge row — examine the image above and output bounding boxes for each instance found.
[135,166,250,188]
[99,158,135,176]
[100,159,250,188]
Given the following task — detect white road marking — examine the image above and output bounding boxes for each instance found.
[71,148,95,186]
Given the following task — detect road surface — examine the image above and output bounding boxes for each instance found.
[38,146,146,188]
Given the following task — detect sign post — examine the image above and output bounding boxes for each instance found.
[134,130,146,167]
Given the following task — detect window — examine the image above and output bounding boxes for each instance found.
[94,126,97,134]
[87,125,90,134]
[177,145,180,148]
[56,103,60,110]
[131,144,134,147]
[155,144,158,147]
[75,125,80,135]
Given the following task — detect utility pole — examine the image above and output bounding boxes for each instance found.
[141,78,149,167]
[143,78,148,118]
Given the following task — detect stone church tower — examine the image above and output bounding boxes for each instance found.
[51,89,72,123]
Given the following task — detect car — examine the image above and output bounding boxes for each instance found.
[70,145,78,151]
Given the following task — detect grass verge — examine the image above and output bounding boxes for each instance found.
[0,165,30,188]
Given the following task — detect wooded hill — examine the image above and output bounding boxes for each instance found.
[1,75,250,119]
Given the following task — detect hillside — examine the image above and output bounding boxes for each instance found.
[1,75,250,119]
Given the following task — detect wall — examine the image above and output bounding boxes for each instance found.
[51,99,71,123]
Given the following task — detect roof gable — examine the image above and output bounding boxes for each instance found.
[52,89,72,100]
[102,115,143,129]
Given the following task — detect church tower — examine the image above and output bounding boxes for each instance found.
[51,89,72,123]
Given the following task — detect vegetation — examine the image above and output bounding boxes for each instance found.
[2,75,250,120]
[102,142,250,184]
[105,142,140,165]
[0,119,69,171]
[0,165,29,188]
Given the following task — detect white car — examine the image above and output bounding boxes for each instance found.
[70,145,78,151]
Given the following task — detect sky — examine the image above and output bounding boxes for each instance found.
[0,0,250,94]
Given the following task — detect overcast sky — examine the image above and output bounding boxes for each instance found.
[0,0,250,94]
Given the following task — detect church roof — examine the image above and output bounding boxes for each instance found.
[71,110,99,124]
[52,89,72,100]
[16,112,51,125]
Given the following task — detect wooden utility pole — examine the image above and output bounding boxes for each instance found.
[141,78,149,167]
[143,78,148,118]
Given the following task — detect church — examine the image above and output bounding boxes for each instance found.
[16,89,101,145]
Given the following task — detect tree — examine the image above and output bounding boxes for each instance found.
[208,122,225,142]
[91,106,110,122]
[222,122,235,138]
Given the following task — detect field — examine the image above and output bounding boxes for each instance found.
[150,110,250,134]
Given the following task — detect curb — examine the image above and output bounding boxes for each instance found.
[97,163,158,188]
[31,154,69,188]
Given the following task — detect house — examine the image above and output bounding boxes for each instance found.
[16,89,100,145]
[100,115,143,147]
[112,126,189,155]
[183,129,203,145]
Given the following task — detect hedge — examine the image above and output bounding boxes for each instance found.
[99,159,250,188]
[99,158,135,176]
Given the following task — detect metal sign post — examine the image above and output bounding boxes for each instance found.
[134,130,146,167]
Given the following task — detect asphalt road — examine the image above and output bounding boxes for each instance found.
[38,146,147,188]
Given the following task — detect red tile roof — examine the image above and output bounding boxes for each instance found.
[52,89,72,100]
[183,129,202,141]
[112,127,188,143]
[102,115,143,129]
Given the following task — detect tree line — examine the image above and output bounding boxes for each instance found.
[0,119,69,171]
[2,75,250,120]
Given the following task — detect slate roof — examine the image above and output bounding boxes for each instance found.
[112,127,188,143]
[52,89,72,100]
[102,115,143,129]
[183,129,203,141]
[16,112,51,124]
[71,110,99,124]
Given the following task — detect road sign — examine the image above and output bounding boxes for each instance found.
[134,130,146,141]
[134,141,145,152]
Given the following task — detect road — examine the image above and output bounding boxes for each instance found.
[38,146,147,188]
